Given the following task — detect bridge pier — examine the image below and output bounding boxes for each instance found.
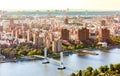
[58,52,66,70]
[42,48,50,64]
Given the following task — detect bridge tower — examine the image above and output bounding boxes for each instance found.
[58,52,66,70]
[42,48,50,64]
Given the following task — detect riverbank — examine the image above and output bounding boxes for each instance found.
[77,50,99,56]
[0,51,73,63]
[73,44,120,56]
[0,56,43,63]
[0,46,120,63]
[0,48,120,76]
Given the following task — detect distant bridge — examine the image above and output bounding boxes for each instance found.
[33,48,79,71]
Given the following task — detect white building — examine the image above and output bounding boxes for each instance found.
[98,42,107,48]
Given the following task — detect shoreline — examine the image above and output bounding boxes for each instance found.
[0,56,43,63]
[0,47,120,63]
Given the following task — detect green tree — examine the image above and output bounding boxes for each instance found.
[92,69,99,76]
[86,66,93,74]
[110,64,115,71]
[70,73,76,76]
[67,45,74,50]
[104,65,109,72]
[99,66,104,73]
[83,70,91,76]
[76,70,82,76]
[114,63,120,73]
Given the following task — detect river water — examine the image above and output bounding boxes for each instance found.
[0,48,120,76]
[7,11,117,17]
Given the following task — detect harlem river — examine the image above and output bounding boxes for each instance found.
[0,48,120,76]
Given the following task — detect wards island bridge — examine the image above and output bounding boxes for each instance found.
[33,48,79,71]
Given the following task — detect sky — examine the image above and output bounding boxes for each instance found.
[0,0,120,11]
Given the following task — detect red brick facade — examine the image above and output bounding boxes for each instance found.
[76,28,89,41]
[98,28,110,42]
[61,29,69,40]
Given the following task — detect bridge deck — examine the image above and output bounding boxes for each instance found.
[33,55,79,71]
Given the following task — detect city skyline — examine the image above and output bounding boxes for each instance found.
[0,0,120,11]
[0,1,120,76]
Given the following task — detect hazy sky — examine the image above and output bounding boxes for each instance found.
[0,0,120,10]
